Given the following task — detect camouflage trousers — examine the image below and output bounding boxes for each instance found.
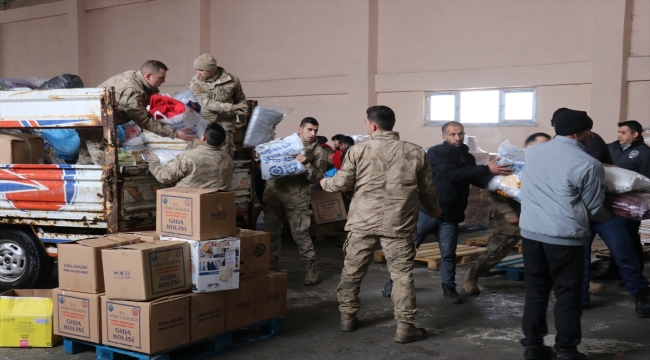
[223,130,234,158]
[77,128,105,165]
[339,232,417,324]
[264,203,316,262]
[471,233,522,277]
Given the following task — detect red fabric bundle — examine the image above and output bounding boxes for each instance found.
[149,94,186,119]
[603,192,650,221]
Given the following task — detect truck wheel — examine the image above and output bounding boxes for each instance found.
[0,229,49,291]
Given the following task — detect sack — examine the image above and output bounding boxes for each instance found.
[243,100,293,148]
[172,90,201,114]
[39,74,84,89]
[497,140,524,175]
[0,77,37,90]
[256,133,306,180]
[151,94,207,138]
[604,192,650,221]
[39,129,80,162]
[486,175,521,201]
[604,166,650,194]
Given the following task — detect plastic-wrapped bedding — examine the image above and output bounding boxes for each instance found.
[150,94,207,138]
[485,140,524,201]
[604,166,650,194]
[243,101,293,148]
[604,192,650,221]
[39,74,84,89]
[255,133,305,180]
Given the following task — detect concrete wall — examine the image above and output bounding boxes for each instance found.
[0,0,646,152]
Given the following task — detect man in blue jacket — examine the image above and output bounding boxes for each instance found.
[519,110,611,360]
[382,121,512,304]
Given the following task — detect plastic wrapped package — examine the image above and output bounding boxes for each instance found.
[24,77,49,88]
[150,95,207,138]
[485,140,524,201]
[39,74,84,89]
[604,192,650,221]
[243,100,293,148]
[149,148,186,165]
[120,120,142,142]
[604,166,650,194]
[0,77,37,90]
[118,149,136,166]
[255,133,306,180]
[348,135,371,144]
[172,90,201,113]
[117,125,125,142]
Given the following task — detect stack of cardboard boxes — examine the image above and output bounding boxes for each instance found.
[52,188,286,354]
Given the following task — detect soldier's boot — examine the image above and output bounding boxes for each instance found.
[382,278,393,298]
[463,267,480,295]
[270,257,281,272]
[394,323,428,344]
[340,313,358,332]
[304,261,319,286]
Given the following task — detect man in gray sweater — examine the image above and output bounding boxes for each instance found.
[519,110,610,360]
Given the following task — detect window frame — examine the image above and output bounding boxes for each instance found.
[425,88,537,127]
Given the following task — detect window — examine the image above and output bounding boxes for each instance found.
[426,89,536,126]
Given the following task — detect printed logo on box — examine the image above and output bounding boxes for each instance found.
[106,302,141,349]
[149,247,187,295]
[160,195,193,236]
[315,200,344,222]
[19,340,29,347]
[57,294,91,339]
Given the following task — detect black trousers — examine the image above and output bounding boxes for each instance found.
[521,238,583,351]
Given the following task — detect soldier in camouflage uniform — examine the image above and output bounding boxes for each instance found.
[263,117,328,286]
[321,106,441,344]
[463,133,551,294]
[146,122,233,190]
[189,54,249,158]
[78,60,195,165]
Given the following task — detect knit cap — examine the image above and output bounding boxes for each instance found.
[194,54,217,72]
[554,110,593,136]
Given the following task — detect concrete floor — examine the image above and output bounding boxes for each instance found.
[3,232,650,360]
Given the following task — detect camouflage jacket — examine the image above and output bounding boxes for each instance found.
[321,131,440,237]
[488,193,521,236]
[99,71,176,138]
[188,67,248,131]
[148,142,233,190]
[263,139,328,209]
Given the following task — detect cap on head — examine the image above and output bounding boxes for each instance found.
[194,54,217,72]
[551,107,570,127]
[554,110,593,136]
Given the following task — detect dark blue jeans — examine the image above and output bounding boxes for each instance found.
[582,216,649,305]
[413,212,460,287]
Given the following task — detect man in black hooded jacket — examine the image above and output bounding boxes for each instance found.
[382,121,512,304]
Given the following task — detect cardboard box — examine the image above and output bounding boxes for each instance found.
[189,292,226,342]
[160,236,240,293]
[310,191,348,225]
[52,289,102,343]
[156,188,236,240]
[101,241,192,301]
[0,289,60,348]
[225,278,258,332]
[237,229,270,280]
[0,132,45,164]
[102,295,190,354]
[258,272,287,321]
[58,234,141,294]
[121,231,159,242]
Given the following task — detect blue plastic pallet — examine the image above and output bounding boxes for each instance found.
[63,316,285,360]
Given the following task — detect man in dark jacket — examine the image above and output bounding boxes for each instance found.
[382,121,512,304]
[601,120,650,287]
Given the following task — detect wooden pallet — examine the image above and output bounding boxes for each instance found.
[465,235,523,254]
[373,243,487,270]
[591,239,611,259]
[63,316,284,360]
